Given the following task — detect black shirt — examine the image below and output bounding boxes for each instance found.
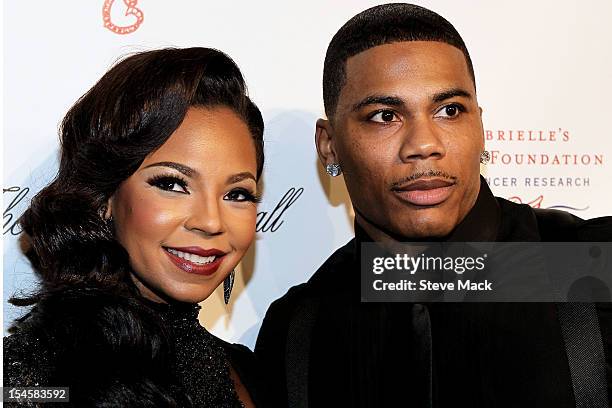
[256,178,612,407]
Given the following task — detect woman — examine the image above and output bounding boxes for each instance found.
[4,47,266,407]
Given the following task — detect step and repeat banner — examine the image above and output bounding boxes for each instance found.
[4,0,612,348]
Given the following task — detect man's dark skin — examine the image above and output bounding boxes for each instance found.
[316,40,484,242]
[256,32,612,408]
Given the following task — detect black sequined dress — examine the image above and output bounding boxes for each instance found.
[145,300,245,407]
[3,288,264,407]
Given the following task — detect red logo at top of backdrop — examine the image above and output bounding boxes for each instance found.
[102,0,144,35]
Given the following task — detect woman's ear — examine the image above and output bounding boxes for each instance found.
[103,196,113,220]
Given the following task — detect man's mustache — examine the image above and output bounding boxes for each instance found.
[390,170,457,189]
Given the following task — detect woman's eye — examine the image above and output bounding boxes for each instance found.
[148,176,189,194]
[435,103,464,118]
[224,188,259,203]
[369,110,399,123]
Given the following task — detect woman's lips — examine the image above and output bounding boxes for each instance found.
[392,179,456,206]
[163,247,225,276]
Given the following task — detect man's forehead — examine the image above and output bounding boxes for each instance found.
[348,39,466,59]
[340,41,474,104]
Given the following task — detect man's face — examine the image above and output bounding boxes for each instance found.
[321,41,484,239]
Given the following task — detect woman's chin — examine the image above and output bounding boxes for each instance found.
[163,285,217,304]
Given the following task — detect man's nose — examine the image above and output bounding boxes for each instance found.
[184,196,224,236]
[398,116,446,163]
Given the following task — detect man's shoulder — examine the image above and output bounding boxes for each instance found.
[255,241,359,408]
[532,206,612,241]
[264,238,356,316]
[497,196,612,241]
[575,215,612,241]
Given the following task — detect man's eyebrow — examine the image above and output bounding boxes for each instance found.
[432,88,473,103]
[227,172,256,184]
[351,95,404,112]
[143,161,196,177]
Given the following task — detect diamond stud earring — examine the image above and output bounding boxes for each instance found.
[326,163,342,177]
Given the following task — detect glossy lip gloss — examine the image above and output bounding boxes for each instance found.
[163,247,226,276]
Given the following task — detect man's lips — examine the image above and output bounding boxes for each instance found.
[391,178,456,206]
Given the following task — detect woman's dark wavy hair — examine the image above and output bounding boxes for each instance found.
[14,47,264,306]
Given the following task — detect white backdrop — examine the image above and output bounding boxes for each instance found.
[4,0,612,348]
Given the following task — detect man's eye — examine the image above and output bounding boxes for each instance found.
[369,110,399,123]
[435,103,464,118]
[147,176,189,194]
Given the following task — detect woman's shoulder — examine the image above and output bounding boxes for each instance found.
[4,286,194,406]
[4,326,54,388]
[6,286,159,354]
[222,339,255,359]
[217,338,275,407]
[11,285,167,333]
[216,337,258,376]
[3,287,109,387]
[4,286,152,384]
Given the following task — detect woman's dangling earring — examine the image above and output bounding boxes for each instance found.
[224,270,235,304]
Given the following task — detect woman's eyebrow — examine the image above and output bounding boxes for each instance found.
[143,161,196,177]
[227,172,256,184]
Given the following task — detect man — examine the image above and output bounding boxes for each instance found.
[256,4,612,407]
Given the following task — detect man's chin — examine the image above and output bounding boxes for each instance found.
[391,218,456,241]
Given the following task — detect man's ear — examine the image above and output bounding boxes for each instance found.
[315,118,339,167]
[478,106,485,149]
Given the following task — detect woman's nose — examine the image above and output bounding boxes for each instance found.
[184,197,224,236]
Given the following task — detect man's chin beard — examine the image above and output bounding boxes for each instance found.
[353,206,450,242]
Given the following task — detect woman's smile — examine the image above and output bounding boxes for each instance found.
[163,246,227,276]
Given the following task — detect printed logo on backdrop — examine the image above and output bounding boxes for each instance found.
[507,195,588,212]
[102,0,144,35]
[484,128,604,211]
[3,185,303,236]
[256,188,304,233]
[3,186,28,236]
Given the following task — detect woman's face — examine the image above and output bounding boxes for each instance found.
[109,106,259,303]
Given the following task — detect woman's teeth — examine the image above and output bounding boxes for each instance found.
[165,248,216,265]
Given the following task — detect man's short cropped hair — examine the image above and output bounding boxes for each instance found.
[323,3,475,119]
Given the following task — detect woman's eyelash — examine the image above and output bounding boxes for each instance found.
[147,174,189,193]
[226,188,262,203]
[146,176,260,202]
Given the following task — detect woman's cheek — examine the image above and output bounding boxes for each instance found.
[227,207,257,250]
[119,193,182,245]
